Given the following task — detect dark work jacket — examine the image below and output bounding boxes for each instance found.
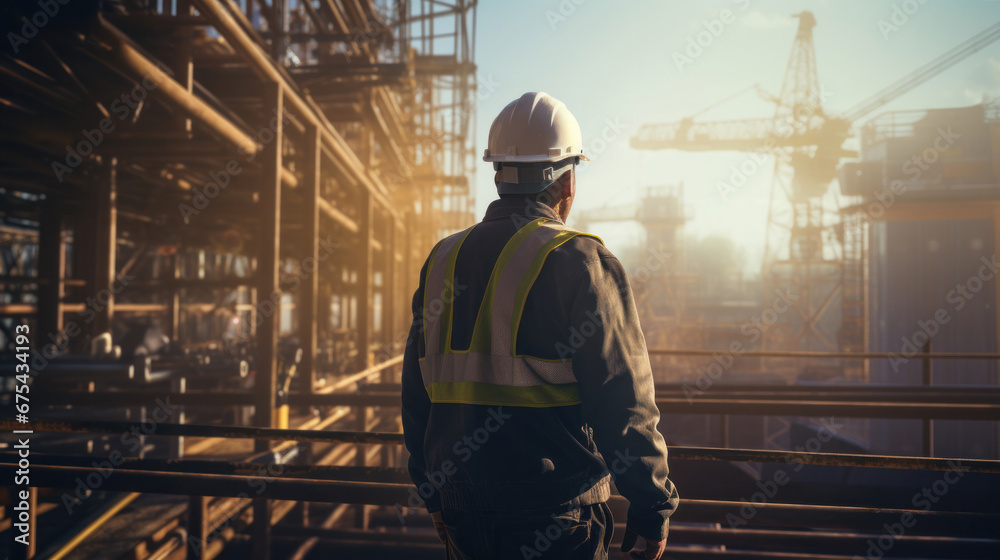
[401,197,679,541]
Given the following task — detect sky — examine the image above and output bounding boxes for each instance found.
[469,0,1000,275]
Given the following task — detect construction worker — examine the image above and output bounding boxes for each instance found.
[402,92,679,559]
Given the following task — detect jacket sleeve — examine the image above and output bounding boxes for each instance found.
[400,258,441,513]
[570,253,679,542]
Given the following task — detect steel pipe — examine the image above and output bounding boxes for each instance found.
[16,390,1000,419]
[93,16,258,156]
[649,348,1000,360]
[6,420,1000,473]
[0,464,994,538]
[188,0,400,221]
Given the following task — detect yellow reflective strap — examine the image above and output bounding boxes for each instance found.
[436,227,476,354]
[425,381,581,407]
[424,227,476,353]
[421,241,444,349]
[464,218,550,354]
[510,228,604,355]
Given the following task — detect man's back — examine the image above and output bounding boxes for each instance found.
[401,197,679,552]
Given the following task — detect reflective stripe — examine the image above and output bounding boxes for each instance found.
[510,225,596,353]
[419,352,576,386]
[425,381,581,408]
[420,218,603,407]
[423,226,475,355]
[490,224,566,354]
[465,219,549,354]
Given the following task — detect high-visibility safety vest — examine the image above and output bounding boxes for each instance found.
[419,218,604,408]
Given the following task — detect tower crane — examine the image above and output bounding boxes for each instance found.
[632,12,1000,360]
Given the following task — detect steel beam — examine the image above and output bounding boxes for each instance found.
[36,197,63,342]
[8,420,1000,473]
[91,157,117,338]
[317,197,359,233]
[301,124,321,391]
[93,16,258,156]
[923,339,935,457]
[357,188,374,371]
[188,0,401,223]
[1,466,996,537]
[254,81,284,450]
[18,390,1000,420]
[648,348,1000,360]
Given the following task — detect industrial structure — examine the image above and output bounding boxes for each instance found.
[1,3,1000,560]
[633,12,1000,376]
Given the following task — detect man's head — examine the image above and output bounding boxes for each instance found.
[497,160,576,222]
[484,92,587,222]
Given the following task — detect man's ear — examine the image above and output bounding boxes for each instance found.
[560,168,575,200]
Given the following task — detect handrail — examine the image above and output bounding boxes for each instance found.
[648,348,1000,360]
[6,420,1000,473]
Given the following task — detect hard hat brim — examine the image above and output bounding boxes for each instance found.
[483,153,590,163]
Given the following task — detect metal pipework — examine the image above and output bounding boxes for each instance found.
[0,357,134,381]
[1,419,405,445]
[145,358,250,380]
[6,420,1000,473]
[0,464,996,537]
[13,390,1000,419]
[188,0,401,221]
[0,453,411,482]
[281,393,1000,421]
[359,381,1000,403]
[270,524,1000,560]
[91,16,259,157]
[648,348,1000,360]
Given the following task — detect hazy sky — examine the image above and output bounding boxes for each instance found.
[471,0,1000,273]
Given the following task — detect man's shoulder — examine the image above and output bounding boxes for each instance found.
[545,229,618,272]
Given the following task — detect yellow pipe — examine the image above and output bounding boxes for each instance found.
[46,492,141,560]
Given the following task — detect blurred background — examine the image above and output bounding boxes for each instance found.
[1,1,999,559]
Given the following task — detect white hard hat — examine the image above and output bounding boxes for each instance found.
[484,92,588,194]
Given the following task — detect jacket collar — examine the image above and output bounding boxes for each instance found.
[482,197,564,225]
